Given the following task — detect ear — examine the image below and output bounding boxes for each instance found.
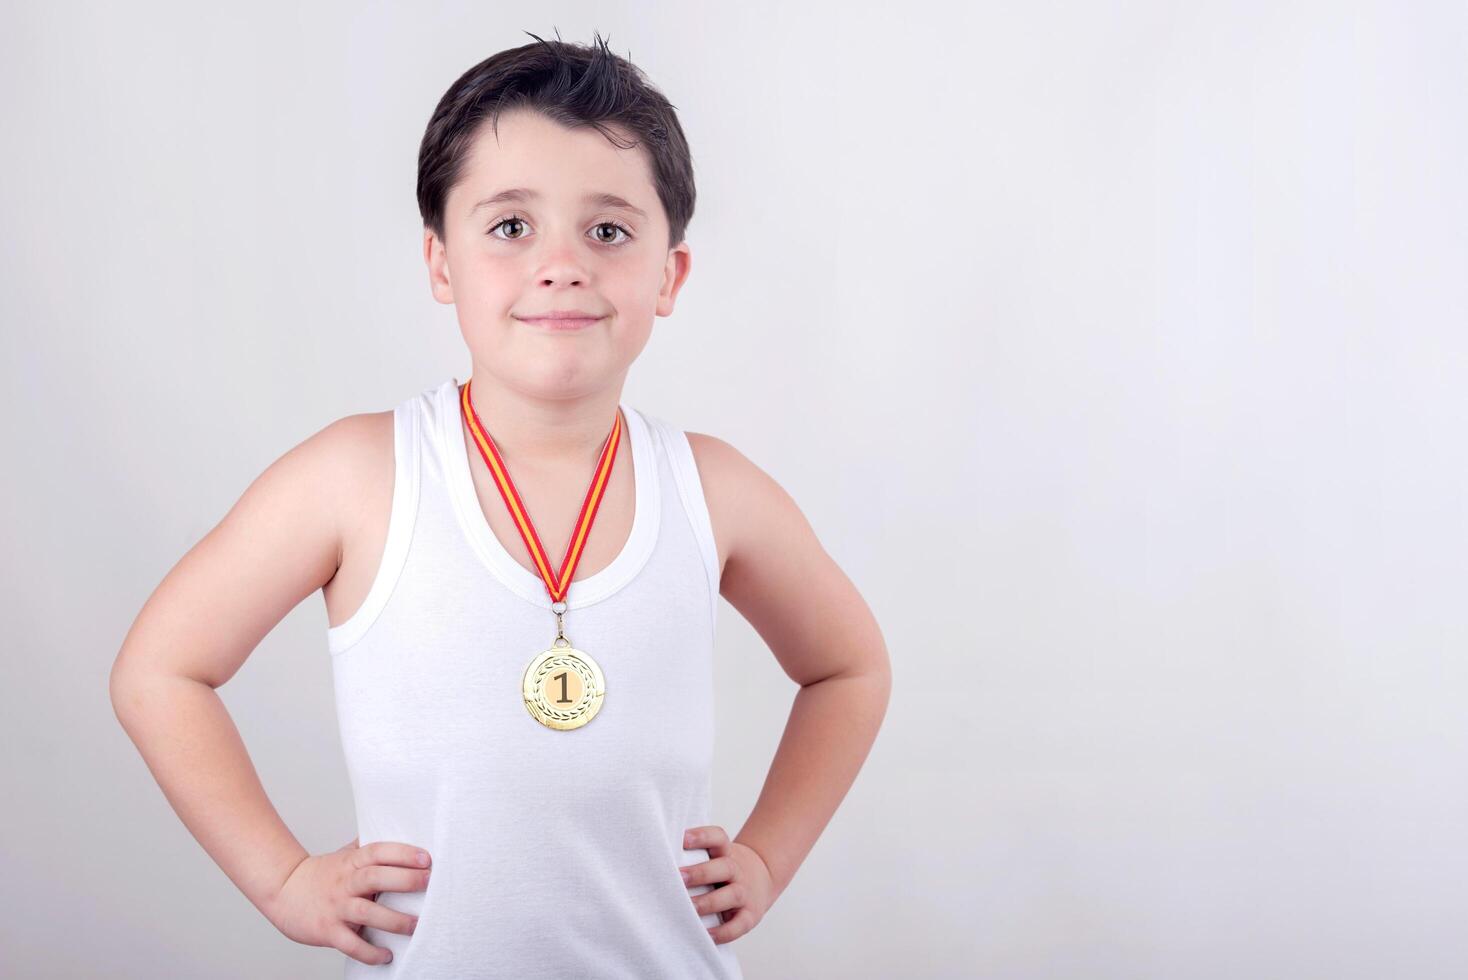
[425,228,454,305]
[656,240,692,317]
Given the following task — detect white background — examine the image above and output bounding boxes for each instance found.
[2,1,1465,977]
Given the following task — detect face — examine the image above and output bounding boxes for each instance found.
[424,108,692,403]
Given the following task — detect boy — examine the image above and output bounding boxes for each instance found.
[110,31,890,978]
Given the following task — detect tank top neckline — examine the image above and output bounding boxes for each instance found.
[433,378,660,611]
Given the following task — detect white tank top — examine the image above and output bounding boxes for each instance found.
[325,377,742,979]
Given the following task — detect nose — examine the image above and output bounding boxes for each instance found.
[532,232,593,287]
[539,269,584,286]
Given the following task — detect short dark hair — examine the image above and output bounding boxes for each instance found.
[417,30,696,250]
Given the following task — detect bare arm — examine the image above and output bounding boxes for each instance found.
[108,413,385,920]
[690,433,892,902]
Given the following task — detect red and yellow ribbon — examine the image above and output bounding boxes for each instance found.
[459,379,623,604]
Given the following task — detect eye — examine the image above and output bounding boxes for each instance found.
[485,215,634,247]
[591,221,634,246]
[487,214,529,241]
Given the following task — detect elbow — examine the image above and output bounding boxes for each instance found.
[108,659,142,729]
[108,653,165,730]
[872,663,893,717]
[863,647,893,719]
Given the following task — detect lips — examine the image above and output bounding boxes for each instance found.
[514,311,606,331]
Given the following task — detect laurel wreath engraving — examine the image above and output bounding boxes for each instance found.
[528,653,603,722]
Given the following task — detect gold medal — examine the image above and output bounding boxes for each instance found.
[522,601,606,730]
[460,380,623,731]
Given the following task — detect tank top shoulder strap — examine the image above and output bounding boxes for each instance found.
[639,411,722,632]
[325,388,425,655]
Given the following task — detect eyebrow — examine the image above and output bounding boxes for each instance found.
[468,188,648,221]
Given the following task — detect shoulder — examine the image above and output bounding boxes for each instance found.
[110,408,397,686]
[282,410,395,503]
[275,408,393,472]
[311,410,396,569]
[683,430,815,580]
[247,409,394,577]
[312,410,395,487]
[683,429,885,685]
[684,430,789,510]
[240,410,393,514]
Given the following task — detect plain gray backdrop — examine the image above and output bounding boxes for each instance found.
[3,2,1466,977]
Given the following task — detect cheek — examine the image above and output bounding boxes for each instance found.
[456,253,519,306]
[607,314,656,361]
[607,256,666,303]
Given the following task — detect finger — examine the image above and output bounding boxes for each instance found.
[342,895,420,937]
[352,864,433,898]
[684,825,730,858]
[692,881,743,917]
[354,841,433,871]
[707,906,756,945]
[332,925,394,966]
[680,855,735,888]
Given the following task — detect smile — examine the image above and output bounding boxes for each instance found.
[514,315,606,331]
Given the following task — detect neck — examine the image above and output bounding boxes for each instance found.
[460,372,625,470]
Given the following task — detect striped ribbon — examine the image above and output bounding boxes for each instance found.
[459,379,623,604]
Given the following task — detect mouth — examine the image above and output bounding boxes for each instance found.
[513,311,607,331]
